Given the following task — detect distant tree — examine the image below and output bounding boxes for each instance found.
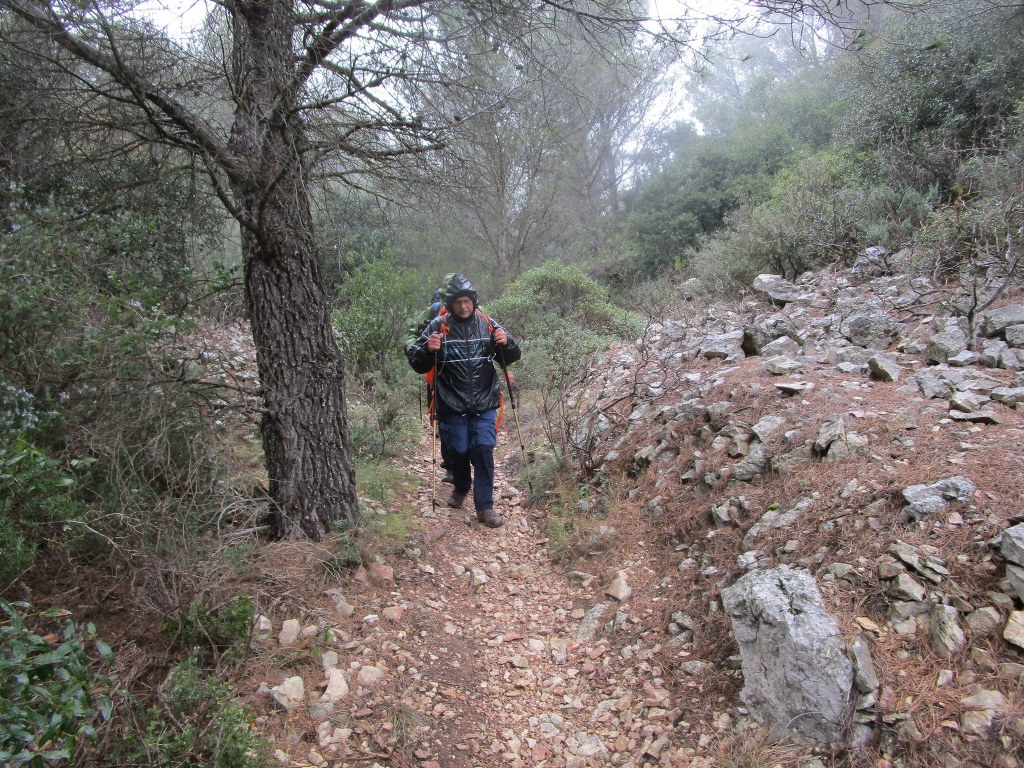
[398,7,673,275]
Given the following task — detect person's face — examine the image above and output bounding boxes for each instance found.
[452,296,474,318]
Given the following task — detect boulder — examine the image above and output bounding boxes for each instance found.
[979,304,1024,337]
[999,523,1024,566]
[842,312,899,350]
[753,274,803,305]
[868,353,903,382]
[721,566,853,744]
[929,604,966,657]
[701,330,745,360]
[901,476,976,520]
[926,320,968,364]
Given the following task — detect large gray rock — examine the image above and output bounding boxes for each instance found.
[753,274,803,305]
[721,566,853,744]
[901,476,976,520]
[991,386,1024,407]
[1000,523,1024,566]
[868,353,903,382]
[930,604,966,657]
[926,320,968,364]
[842,312,899,350]
[979,304,1024,337]
[701,330,745,360]
[742,314,804,355]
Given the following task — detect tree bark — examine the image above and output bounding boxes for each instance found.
[228,0,357,539]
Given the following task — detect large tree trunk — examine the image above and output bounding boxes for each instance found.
[229,0,358,539]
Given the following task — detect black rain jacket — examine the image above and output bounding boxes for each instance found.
[407,275,521,418]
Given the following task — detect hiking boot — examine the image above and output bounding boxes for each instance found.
[476,507,503,528]
[442,469,455,484]
[447,492,465,509]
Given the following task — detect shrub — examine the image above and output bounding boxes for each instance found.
[122,655,271,768]
[488,260,641,393]
[332,258,428,380]
[690,150,871,283]
[0,383,84,587]
[0,598,113,767]
[162,595,256,662]
[334,259,427,461]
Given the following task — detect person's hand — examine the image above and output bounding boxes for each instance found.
[426,332,442,351]
[492,328,508,346]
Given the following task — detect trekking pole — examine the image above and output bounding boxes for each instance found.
[430,352,438,512]
[497,346,533,496]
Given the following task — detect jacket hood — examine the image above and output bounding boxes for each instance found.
[443,273,478,311]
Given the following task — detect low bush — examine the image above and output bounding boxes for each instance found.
[121,655,271,768]
[162,595,256,663]
[488,260,641,393]
[0,598,113,767]
[0,383,84,587]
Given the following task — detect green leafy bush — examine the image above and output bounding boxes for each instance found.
[691,150,871,283]
[333,258,430,460]
[162,595,256,662]
[0,383,84,586]
[488,261,640,392]
[333,258,427,379]
[0,598,112,767]
[123,655,270,768]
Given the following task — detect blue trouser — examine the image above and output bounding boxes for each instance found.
[439,410,497,511]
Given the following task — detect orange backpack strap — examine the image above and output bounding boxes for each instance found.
[496,391,504,430]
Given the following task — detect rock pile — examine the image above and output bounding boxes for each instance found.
[558,264,1024,754]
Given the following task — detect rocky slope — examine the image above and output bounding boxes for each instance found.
[232,262,1024,768]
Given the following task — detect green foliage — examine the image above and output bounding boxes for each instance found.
[0,598,113,767]
[333,258,428,378]
[837,0,1024,196]
[163,595,256,661]
[0,383,84,586]
[334,259,427,461]
[123,655,271,768]
[691,150,872,283]
[0,207,236,572]
[488,261,641,391]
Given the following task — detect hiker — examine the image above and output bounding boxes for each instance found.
[406,273,521,528]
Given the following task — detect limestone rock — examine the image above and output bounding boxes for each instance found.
[925,319,968,364]
[979,304,1024,337]
[321,667,350,703]
[868,353,903,382]
[1004,611,1024,651]
[605,571,632,601]
[355,665,386,688]
[752,274,803,305]
[849,635,879,693]
[701,330,745,360]
[843,312,899,350]
[966,606,1002,637]
[254,614,273,638]
[901,476,976,520]
[720,566,853,744]
[271,676,306,712]
[929,604,966,657]
[1000,523,1024,566]
[764,355,804,375]
[279,619,301,647]
[991,386,1024,407]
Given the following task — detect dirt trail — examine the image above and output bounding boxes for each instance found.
[256,425,691,768]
